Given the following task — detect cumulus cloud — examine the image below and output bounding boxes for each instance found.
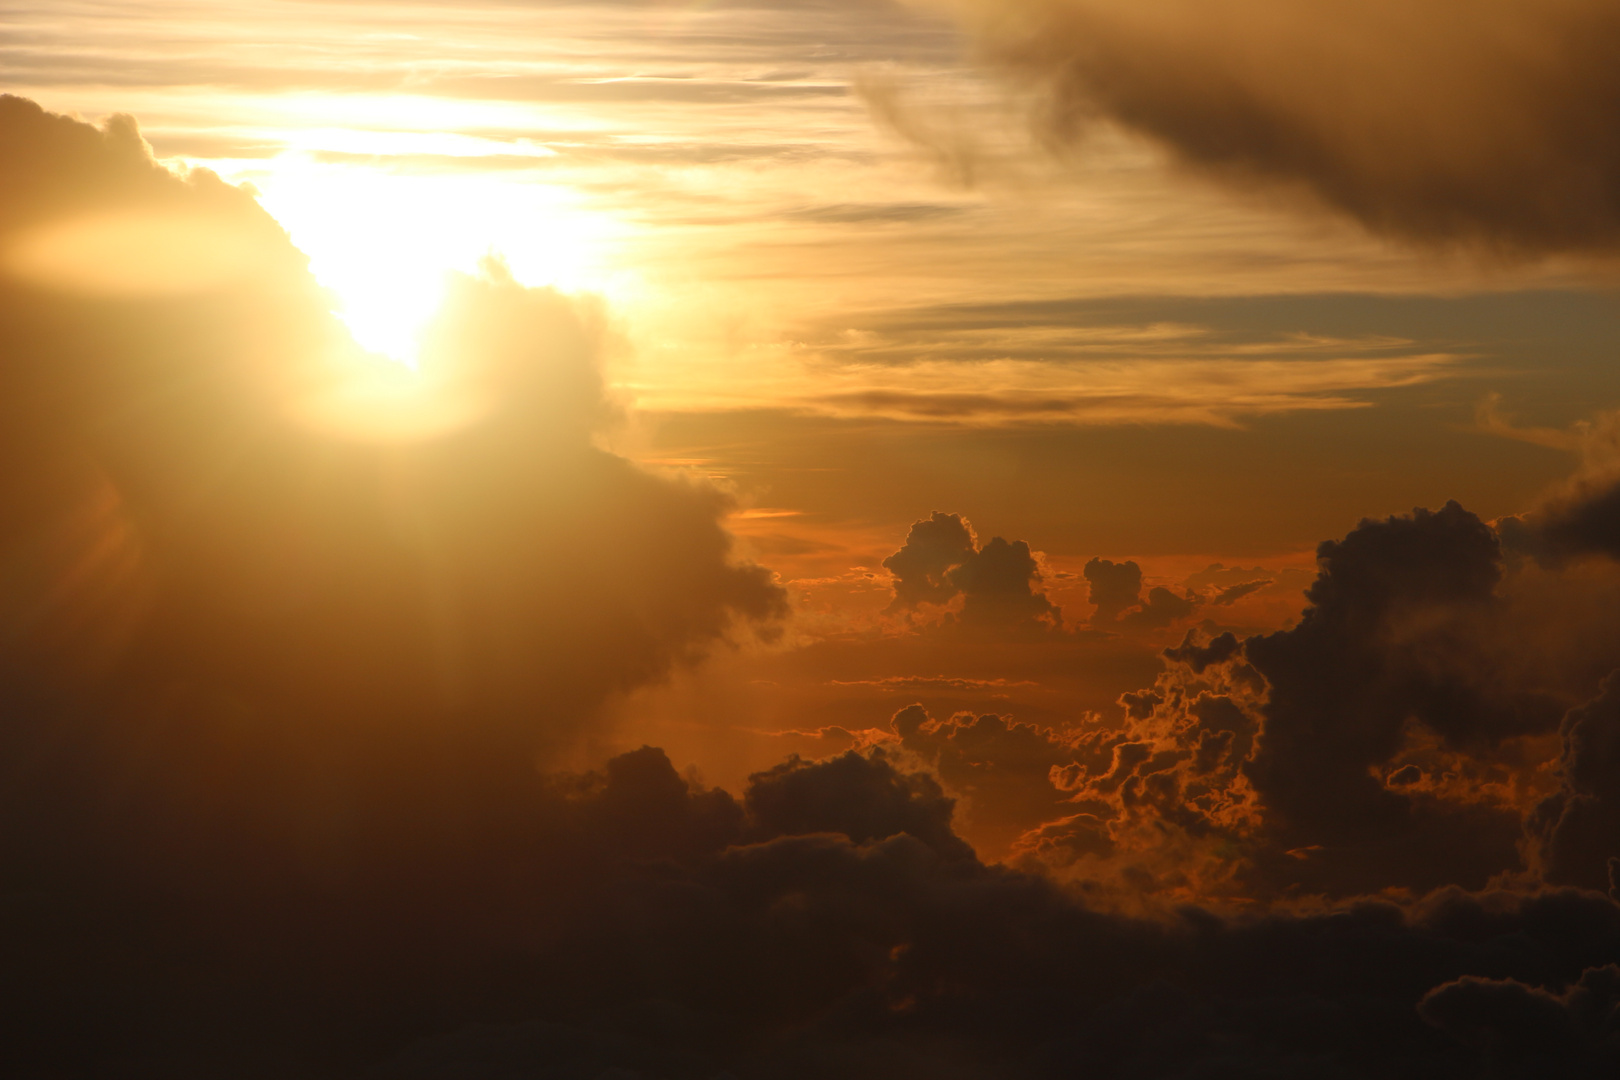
[902,500,1620,902]
[882,511,1061,633]
[358,753,1620,1079]
[1120,585,1197,629]
[1529,675,1620,893]
[745,747,976,860]
[0,94,789,1068]
[950,535,1061,630]
[942,0,1620,253]
[1084,557,1142,624]
[0,95,784,760]
[1084,556,1199,629]
[882,510,976,609]
[1237,502,1565,892]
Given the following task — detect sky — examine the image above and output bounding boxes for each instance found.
[5,1,1620,1076]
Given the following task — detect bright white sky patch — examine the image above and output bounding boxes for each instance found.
[238,153,628,362]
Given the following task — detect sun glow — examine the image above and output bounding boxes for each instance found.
[239,153,628,364]
[3,208,280,296]
[296,353,495,444]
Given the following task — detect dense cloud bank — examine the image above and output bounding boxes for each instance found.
[0,94,782,1072]
[0,94,783,754]
[9,94,1620,1077]
[941,0,1620,253]
[885,498,1620,904]
[9,728,1620,1078]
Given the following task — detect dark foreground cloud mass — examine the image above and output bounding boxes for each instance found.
[9,95,1620,1078]
[992,499,1620,905]
[0,93,784,752]
[946,0,1620,253]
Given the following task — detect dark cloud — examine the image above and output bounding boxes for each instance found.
[950,0,1620,253]
[1238,502,1569,893]
[1419,965,1620,1078]
[892,703,1087,855]
[1242,502,1556,864]
[978,502,1620,901]
[0,95,783,760]
[948,535,1060,631]
[882,512,1060,634]
[1162,630,1241,674]
[1212,578,1271,605]
[1388,763,1425,788]
[1502,469,1620,567]
[1119,585,1197,629]
[746,747,976,859]
[1084,557,1141,624]
[15,707,1620,1077]
[1530,675,1620,893]
[0,94,788,1070]
[883,510,977,609]
[1083,557,1198,630]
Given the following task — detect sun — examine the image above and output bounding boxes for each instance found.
[240,153,625,366]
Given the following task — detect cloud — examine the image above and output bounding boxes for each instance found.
[1505,480,1620,569]
[776,354,1462,428]
[881,511,1061,634]
[855,66,999,188]
[1490,409,1620,573]
[745,747,977,859]
[0,94,784,759]
[1237,501,1563,892]
[13,691,1620,1077]
[883,510,977,609]
[1084,557,1199,629]
[1084,557,1142,624]
[949,536,1061,630]
[1528,674,1620,893]
[1211,578,1271,606]
[634,302,1468,426]
[1162,630,1241,674]
[943,0,1620,253]
[830,675,1039,691]
[0,95,793,1071]
[1092,505,1568,896]
[920,501,1620,902]
[1419,965,1620,1076]
[1120,586,1197,629]
[891,703,1094,855]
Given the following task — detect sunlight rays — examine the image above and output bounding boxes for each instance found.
[241,151,628,364]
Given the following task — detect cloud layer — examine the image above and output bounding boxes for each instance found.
[947,0,1620,253]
